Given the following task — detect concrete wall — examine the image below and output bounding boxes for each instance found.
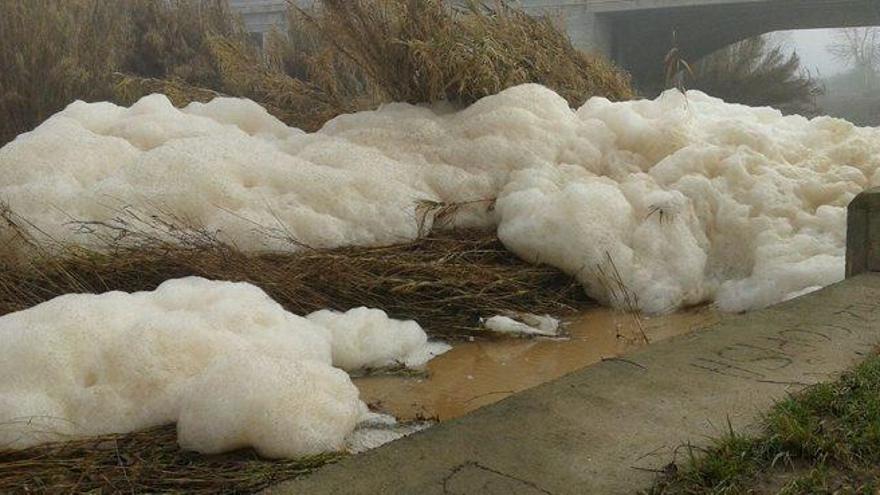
[512,1,612,55]
[228,0,288,35]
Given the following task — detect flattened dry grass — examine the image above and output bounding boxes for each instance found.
[0,232,590,337]
[0,424,342,494]
[0,206,592,337]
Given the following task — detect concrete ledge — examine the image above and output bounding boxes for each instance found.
[265,274,880,495]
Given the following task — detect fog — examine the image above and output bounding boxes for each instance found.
[786,29,847,77]
[766,27,880,125]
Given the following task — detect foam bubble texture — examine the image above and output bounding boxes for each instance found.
[0,278,443,457]
[2,85,877,312]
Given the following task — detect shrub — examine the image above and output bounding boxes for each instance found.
[303,0,633,107]
[0,0,120,145]
[690,35,823,115]
[1,0,633,143]
[119,0,244,87]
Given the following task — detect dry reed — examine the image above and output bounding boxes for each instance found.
[0,205,592,337]
[0,0,244,145]
[298,0,633,107]
[1,0,633,142]
[0,424,341,494]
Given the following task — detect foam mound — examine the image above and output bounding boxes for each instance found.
[307,307,452,370]
[2,85,878,312]
[0,277,443,457]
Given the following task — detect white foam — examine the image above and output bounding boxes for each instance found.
[306,307,451,371]
[0,278,445,457]
[2,85,878,312]
[179,355,364,458]
[482,314,561,337]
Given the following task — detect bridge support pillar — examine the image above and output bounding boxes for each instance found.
[516,3,613,58]
[567,8,613,57]
[847,188,880,277]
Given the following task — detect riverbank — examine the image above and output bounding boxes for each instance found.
[647,350,880,494]
[265,272,880,494]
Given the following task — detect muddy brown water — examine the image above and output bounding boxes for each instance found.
[355,306,719,421]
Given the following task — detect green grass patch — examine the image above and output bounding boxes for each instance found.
[646,352,880,494]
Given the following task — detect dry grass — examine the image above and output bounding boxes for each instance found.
[1,0,633,142]
[0,206,592,337]
[0,424,341,494]
[299,0,633,107]
[0,0,119,145]
[206,35,373,132]
[113,72,226,108]
[0,0,244,145]
[119,0,245,88]
[116,0,634,130]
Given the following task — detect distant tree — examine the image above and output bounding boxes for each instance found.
[690,35,823,115]
[827,27,880,90]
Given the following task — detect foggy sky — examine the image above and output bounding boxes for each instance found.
[785,29,846,77]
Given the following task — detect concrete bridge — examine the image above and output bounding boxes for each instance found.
[556,0,880,88]
[230,0,880,88]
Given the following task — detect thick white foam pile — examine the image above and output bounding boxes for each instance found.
[3,85,876,312]
[0,277,447,457]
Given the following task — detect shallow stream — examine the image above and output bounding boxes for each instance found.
[356,306,719,421]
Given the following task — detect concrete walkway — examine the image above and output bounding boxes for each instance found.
[265,273,880,495]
